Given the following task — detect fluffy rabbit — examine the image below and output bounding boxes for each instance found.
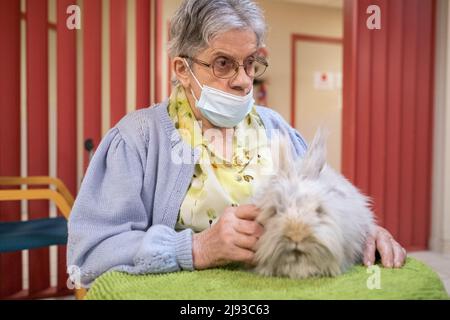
[251,129,376,279]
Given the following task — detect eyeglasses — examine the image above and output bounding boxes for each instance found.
[182,54,268,79]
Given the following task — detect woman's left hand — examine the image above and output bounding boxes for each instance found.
[363,226,407,268]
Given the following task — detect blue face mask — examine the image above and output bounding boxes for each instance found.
[184,59,255,128]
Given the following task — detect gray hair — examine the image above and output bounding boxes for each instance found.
[168,0,267,58]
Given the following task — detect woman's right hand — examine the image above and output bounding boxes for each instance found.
[192,204,264,269]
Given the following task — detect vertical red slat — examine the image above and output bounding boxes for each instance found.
[399,0,419,247]
[342,0,358,181]
[110,0,127,126]
[0,0,22,298]
[84,0,102,170]
[136,0,151,109]
[343,0,435,249]
[57,0,77,292]
[154,0,163,103]
[384,0,403,239]
[369,0,388,226]
[26,0,50,294]
[413,0,435,248]
[355,0,372,196]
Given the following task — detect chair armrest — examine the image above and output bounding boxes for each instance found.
[0,176,75,207]
[0,189,72,219]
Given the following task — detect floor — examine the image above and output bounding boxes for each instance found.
[408,250,450,295]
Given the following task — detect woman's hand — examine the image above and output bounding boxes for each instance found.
[363,225,407,268]
[192,204,264,269]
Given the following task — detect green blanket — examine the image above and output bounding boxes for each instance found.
[85,258,448,300]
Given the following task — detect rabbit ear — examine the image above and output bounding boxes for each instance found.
[298,127,328,179]
[270,132,296,175]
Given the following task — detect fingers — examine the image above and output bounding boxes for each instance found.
[364,226,406,269]
[233,247,255,265]
[234,204,260,220]
[363,232,376,266]
[233,233,259,251]
[233,219,264,238]
[376,229,394,268]
[391,239,407,268]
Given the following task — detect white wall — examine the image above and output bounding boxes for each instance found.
[430,0,450,254]
[294,40,342,171]
[256,0,343,121]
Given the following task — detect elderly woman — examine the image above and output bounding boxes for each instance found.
[67,0,406,287]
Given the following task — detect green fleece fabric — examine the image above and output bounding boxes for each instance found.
[85,257,448,300]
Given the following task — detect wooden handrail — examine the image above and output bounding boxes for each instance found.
[0,179,86,299]
[0,176,75,207]
[0,189,71,219]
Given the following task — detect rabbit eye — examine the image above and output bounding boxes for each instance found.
[316,206,325,216]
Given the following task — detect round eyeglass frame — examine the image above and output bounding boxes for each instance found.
[181,55,269,79]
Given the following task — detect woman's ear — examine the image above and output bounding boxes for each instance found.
[173,57,191,88]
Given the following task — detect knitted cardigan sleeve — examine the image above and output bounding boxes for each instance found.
[67,127,193,288]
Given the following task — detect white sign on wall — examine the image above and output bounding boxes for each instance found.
[313,72,342,90]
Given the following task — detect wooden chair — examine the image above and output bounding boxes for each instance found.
[0,176,86,299]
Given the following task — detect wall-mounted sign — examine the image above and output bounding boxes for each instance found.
[313,72,342,90]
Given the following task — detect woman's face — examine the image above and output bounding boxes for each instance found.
[188,28,258,98]
[173,28,259,130]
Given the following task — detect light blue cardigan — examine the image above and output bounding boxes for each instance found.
[67,100,308,287]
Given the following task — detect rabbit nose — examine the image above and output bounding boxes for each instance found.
[285,221,311,243]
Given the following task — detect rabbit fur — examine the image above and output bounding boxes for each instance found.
[250,129,376,279]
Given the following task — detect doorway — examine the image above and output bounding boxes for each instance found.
[291,35,343,172]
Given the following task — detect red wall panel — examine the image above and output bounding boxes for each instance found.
[1,0,159,299]
[384,0,403,239]
[354,0,371,197]
[83,0,102,170]
[136,0,151,109]
[0,0,22,298]
[110,0,127,126]
[343,0,436,250]
[26,0,50,295]
[154,0,163,103]
[57,0,77,293]
[413,0,434,249]
[369,0,388,226]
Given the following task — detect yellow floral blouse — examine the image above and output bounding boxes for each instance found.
[168,85,274,232]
